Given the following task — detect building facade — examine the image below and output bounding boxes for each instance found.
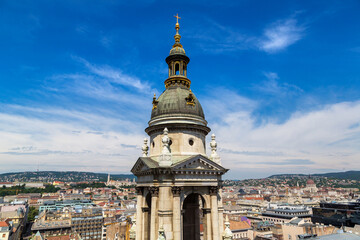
[32,207,104,240]
[312,200,360,227]
[131,16,228,240]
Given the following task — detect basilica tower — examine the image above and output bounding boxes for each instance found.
[131,16,228,240]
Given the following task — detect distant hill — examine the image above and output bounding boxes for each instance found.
[0,171,135,182]
[269,171,360,181]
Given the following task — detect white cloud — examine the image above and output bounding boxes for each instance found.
[259,18,305,53]
[1,85,360,178]
[0,57,154,174]
[1,54,358,178]
[202,90,360,178]
[0,106,145,174]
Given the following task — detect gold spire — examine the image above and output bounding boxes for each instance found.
[173,14,182,48]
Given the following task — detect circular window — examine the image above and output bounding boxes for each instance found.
[189,139,194,146]
[169,139,173,146]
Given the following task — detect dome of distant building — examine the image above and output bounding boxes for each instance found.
[307,179,315,185]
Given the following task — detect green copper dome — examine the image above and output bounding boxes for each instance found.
[151,86,205,119]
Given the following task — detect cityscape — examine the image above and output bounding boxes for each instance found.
[1,171,360,239]
[1,1,360,240]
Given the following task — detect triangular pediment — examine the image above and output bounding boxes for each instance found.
[172,155,227,172]
[131,157,158,175]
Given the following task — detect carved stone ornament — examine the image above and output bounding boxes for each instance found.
[223,215,233,240]
[159,128,172,167]
[157,226,166,240]
[149,186,159,197]
[209,186,218,196]
[210,134,221,165]
[171,186,182,197]
[135,187,143,195]
[142,138,149,157]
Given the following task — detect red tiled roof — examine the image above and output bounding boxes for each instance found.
[229,220,251,231]
[0,221,9,227]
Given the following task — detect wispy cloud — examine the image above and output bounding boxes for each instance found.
[254,72,303,96]
[187,18,251,53]
[190,16,306,54]
[72,56,151,92]
[259,18,306,53]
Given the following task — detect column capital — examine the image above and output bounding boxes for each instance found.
[171,186,182,197]
[149,186,159,197]
[135,187,143,195]
[209,186,218,196]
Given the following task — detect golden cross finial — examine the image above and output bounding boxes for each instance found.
[174,13,181,23]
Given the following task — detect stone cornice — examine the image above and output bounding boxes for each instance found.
[145,122,210,136]
[135,168,227,176]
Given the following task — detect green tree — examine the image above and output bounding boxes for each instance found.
[27,207,39,222]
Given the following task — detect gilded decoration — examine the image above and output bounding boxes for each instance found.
[152,93,159,109]
[185,90,196,106]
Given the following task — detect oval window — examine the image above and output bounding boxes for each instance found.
[189,139,194,146]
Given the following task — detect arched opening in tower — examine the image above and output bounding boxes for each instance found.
[182,193,205,240]
[175,63,180,75]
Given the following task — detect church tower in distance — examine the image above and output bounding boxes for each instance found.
[131,15,228,240]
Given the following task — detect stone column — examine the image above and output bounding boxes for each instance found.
[158,186,173,239]
[203,208,212,240]
[135,187,143,240]
[218,183,224,236]
[210,186,220,240]
[142,207,150,240]
[172,187,181,240]
[149,187,159,240]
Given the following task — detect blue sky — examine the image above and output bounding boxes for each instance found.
[1,0,360,179]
